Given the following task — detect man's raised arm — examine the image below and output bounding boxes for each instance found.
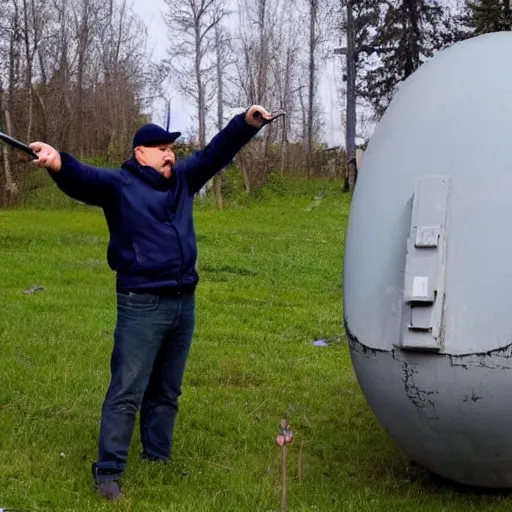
[29,142,118,207]
[177,105,281,194]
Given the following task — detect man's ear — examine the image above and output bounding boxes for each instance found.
[134,146,144,165]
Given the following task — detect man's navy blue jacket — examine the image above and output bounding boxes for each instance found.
[50,113,259,292]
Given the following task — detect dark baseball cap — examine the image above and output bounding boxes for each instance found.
[132,124,181,148]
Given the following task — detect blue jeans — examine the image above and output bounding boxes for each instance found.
[92,290,195,483]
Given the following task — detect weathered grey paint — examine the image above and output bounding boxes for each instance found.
[343,32,512,488]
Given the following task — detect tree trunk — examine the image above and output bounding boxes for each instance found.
[1,8,20,201]
[504,0,511,30]
[1,93,18,198]
[298,86,308,175]
[279,119,287,177]
[345,0,357,191]
[279,46,293,177]
[214,176,223,208]
[307,0,317,177]
[242,166,251,195]
[238,150,251,194]
[214,23,224,209]
[22,0,34,142]
[196,20,207,198]
[76,0,93,158]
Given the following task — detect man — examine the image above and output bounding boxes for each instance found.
[29,105,276,500]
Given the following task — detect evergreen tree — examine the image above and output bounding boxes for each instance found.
[359,0,451,119]
[461,0,512,35]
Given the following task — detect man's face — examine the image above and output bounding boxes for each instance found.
[134,143,176,178]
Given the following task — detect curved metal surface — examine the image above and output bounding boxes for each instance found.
[343,32,512,487]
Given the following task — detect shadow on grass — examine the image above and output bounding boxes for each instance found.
[307,382,512,507]
[415,464,512,497]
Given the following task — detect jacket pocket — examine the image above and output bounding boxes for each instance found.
[132,234,181,274]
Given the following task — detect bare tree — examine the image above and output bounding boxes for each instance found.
[271,0,302,176]
[232,0,281,193]
[0,0,22,200]
[98,0,149,161]
[0,85,18,199]
[213,20,228,209]
[307,0,318,176]
[0,0,151,206]
[72,0,104,158]
[39,0,73,149]
[163,0,226,149]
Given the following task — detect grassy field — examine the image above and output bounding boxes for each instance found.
[1,179,511,511]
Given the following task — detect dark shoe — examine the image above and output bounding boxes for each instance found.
[140,451,169,463]
[96,480,122,501]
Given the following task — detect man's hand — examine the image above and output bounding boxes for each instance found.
[29,142,62,172]
[245,105,285,128]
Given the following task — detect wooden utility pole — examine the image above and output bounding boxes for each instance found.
[345,0,357,191]
[335,0,357,192]
[307,0,318,177]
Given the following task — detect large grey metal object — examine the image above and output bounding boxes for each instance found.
[343,32,512,488]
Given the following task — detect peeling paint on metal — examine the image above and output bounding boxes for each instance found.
[401,362,439,418]
[344,317,382,358]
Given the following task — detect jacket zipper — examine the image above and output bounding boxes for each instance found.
[167,184,185,285]
[169,217,185,284]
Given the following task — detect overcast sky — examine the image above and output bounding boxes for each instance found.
[132,0,195,133]
[131,0,345,147]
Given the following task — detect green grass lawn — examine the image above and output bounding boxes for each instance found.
[1,181,511,511]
